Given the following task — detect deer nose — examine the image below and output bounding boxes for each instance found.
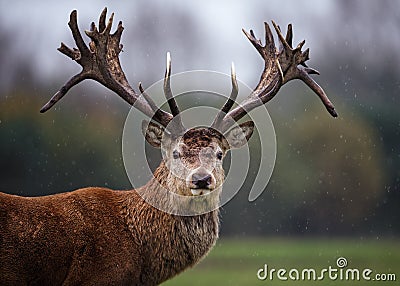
[191,173,212,189]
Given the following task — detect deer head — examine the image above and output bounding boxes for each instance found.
[40,8,337,206]
[142,119,254,197]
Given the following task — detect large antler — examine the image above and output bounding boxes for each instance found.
[213,22,337,132]
[41,8,185,134]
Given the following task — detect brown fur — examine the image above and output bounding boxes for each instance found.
[0,129,224,286]
[0,125,253,285]
[0,174,219,285]
[182,128,224,147]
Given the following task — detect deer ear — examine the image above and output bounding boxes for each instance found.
[142,120,165,148]
[224,121,254,149]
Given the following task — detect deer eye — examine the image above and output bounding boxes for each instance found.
[172,150,180,159]
[216,151,223,160]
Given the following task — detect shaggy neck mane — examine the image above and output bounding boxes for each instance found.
[120,160,220,284]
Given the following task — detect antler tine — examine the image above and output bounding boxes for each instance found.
[40,11,91,113]
[285,24,293,48]
[40,74,86,113]
[211,62,238,129]
[297,67,338,117]
[98,7,107,32]
[218,21,337,131]
[139,83,159,113]
[271,20,291,54]
[163,52,185,133]
[41,8,173,129]
[68,10,91,59]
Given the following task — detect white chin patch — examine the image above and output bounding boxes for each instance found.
[190,189,211,196]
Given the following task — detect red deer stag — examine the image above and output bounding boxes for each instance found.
[0,8,337,286]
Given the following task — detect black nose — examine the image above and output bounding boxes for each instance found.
[191,173,212,189]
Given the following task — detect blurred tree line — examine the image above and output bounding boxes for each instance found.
[0,1,399,237]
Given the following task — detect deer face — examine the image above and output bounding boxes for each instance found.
[143,120,254,196]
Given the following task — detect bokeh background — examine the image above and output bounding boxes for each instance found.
[0,0,399,285]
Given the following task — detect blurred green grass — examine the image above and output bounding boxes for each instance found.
[162,238,399,286]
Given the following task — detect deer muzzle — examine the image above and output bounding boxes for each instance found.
[187,167,216,195]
